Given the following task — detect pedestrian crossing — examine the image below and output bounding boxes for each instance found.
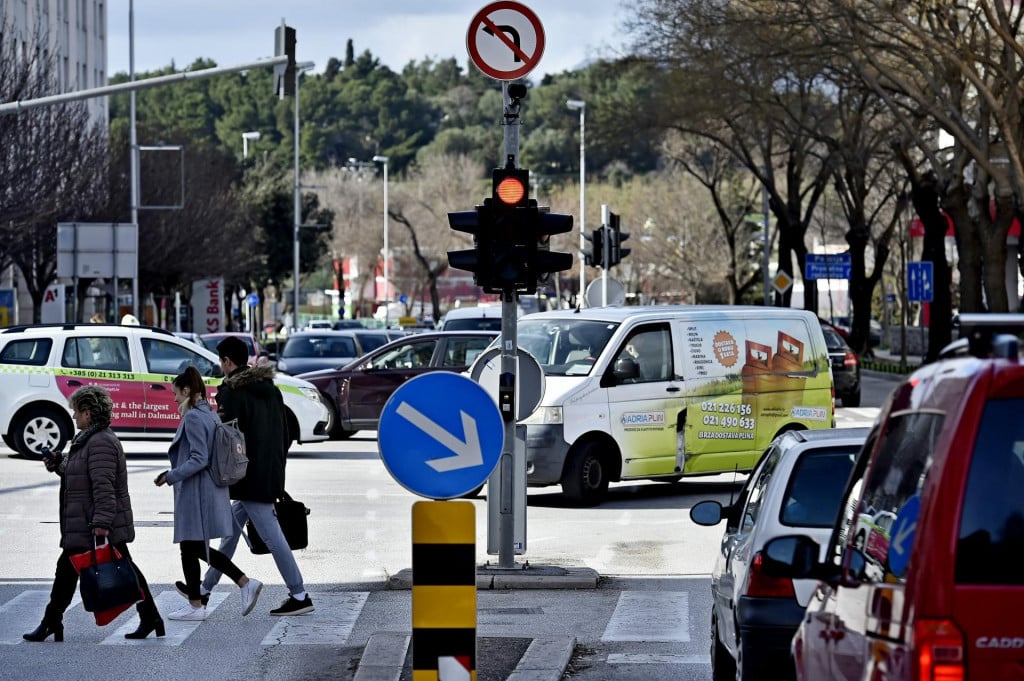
[0,588,369,646]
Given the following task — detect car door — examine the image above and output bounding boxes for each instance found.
[138,336,219,433]
[605,323,681,478]
[57,333,145,432]
[346,337,439,424]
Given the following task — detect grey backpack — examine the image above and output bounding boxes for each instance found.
[207,411,248,487]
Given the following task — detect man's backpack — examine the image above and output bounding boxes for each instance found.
[206,411,248,487]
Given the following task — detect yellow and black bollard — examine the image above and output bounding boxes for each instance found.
[412,500,476,681]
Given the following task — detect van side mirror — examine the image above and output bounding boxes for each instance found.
[760,535,821,579]
[613,357,639,381]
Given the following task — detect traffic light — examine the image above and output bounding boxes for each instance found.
[532,207,574,287]
[583,227,606,268]
[488,166,532,292]
[608,212,631,267]
[275,23,297,98]
[447,203,494,290]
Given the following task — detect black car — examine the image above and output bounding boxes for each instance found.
[297,330,497,439]
[821,323,860,407]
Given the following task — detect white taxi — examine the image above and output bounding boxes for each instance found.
[0,323,331,457]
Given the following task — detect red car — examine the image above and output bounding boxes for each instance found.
[297,331,496,439]
[762,313,1024,680]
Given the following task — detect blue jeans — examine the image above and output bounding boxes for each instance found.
[201,500,305,596]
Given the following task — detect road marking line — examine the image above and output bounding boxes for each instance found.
[601,591,690,642]
[103,591,229,645]
[607,653,709,665]
[0,590,81,645]
[261,591,368,645]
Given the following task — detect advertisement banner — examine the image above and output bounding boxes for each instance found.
[191,278,224,333]
[40,285,66,323]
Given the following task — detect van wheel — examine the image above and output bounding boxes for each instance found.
[13,407,70,459]
[710,615,735,681]
[561,442,609,505]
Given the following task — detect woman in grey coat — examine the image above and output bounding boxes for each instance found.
[155,366,262,621]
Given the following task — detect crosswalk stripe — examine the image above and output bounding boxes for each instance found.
[601,591,690,642]
[102,591,229,645]
[261,591,369,646]
[0,590,82,645]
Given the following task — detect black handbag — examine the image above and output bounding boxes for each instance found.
[245,492,310,555]
[74,539,142,613]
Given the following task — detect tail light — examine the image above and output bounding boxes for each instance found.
[746,551,796,598]
[915,618,964,681]
[844,352,858,368]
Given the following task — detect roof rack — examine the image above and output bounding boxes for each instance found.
[0,323,175,337]
[946,314,1024,359]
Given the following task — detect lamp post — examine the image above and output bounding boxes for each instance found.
[291,61,315,332]
[372,154,390,328]
[242,130,261,159]
[566,99,586,305]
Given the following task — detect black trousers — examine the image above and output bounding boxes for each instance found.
[44,543,159,625]
[179,540,245,601]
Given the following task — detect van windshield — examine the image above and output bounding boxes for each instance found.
[517,319,619,376]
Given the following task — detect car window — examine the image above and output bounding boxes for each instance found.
[516,319,619,376]
[443,317,502,331]
[0,338,52,365]
[611,325,672,383]
[442,337,493,367]
[741,445,783,532]
[820,326,846,350]
[842,412,942,583]
[355,332,390,352]
[780,446,860,527]
[956,398,1024,585]
[141,338,217,376]
[63,336,132,372]
[370,340,436,369]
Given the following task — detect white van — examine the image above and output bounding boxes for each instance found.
[516,306,835,504]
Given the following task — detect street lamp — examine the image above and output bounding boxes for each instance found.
[566,99,586,305]
[372,154,390,328]
[242,130,261,159]
[292,61,315,332]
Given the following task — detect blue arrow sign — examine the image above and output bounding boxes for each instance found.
[907,262,934,302]
[378,372,504,499]
[245,292,259,307]
[805,253,852,280]
[887,494,920,577]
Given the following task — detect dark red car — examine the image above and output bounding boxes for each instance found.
[297,331,497,439]
[762,313,1024,681]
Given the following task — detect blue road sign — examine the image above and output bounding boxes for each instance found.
[887,494,920,577]
[378,372,504,499]
[245,292,259,307]
[805,253,852,280]
[907,262,934,302]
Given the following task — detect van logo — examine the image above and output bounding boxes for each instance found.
[790,406,827,421]
[977,637,1024,649]
[620,411,666,426]
[712,331,739,367]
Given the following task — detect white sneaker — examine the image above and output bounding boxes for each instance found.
[167,603,207,621]
[239,578,263,616]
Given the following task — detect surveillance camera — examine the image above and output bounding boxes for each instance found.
[508,83,528,100]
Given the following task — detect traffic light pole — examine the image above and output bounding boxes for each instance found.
[601,204,610,306]
[497,81,520,569]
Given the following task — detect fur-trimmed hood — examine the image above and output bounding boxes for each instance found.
[223,363,276,389]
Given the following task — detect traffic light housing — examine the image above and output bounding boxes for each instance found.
[275,24,297,98]
[608,212,631,267]
[583,227,606,268]
[533,207,574,287]
[447,204,494,290]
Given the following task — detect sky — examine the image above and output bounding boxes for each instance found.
[106,1,632,82]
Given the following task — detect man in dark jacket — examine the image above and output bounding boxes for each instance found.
[198,336,314,616]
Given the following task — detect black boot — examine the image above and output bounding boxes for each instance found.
[23,620,63,642]
[124,616,165,639]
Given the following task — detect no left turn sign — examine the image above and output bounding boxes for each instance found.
[466,1,546,80]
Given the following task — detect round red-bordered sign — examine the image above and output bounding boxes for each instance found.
[466,1,546,80]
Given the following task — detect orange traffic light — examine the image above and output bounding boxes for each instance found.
[495,176,526,206]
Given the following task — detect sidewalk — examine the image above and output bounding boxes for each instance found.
[860,347,922,375]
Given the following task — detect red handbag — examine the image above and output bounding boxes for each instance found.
[69,541,144,626]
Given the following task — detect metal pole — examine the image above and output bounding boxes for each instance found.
[383,160,389,328]
[601,204,610,306]
[129,0,138,320]
[762,178,770,306]
[292,69,301,332]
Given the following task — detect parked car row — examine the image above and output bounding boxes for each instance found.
[692,312,1024,681]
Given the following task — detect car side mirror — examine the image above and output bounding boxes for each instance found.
[760,535,821,579]
[613,357,640,381]
[689,500,724,526]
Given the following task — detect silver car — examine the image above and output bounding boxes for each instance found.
[690,427,869,681]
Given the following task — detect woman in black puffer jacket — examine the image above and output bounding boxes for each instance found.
[23,385,163,642]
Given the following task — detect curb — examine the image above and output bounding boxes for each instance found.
[352,632,410,681]
[387,565,600,590]
[506,635,577,681]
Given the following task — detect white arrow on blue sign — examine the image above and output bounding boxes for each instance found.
[907,262,934,302]
[378,372,504,499]
[887,494,920,577]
